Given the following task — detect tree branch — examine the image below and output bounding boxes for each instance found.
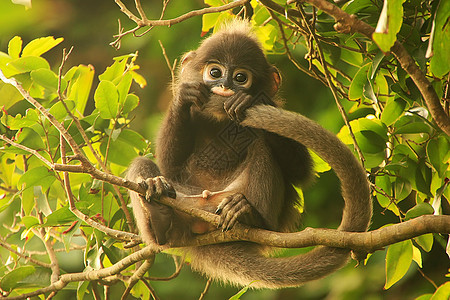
[111,0,249,47]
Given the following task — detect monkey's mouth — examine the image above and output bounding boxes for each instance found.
[211,86,235,97]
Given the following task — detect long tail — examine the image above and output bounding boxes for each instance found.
[189,105,372,288]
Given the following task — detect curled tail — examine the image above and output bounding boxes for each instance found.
[190,105,372,288]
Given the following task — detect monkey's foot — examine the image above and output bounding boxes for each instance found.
[215,193,251,231]
[138,176,177,201]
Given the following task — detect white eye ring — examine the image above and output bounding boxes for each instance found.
[233,68,252,89]
[203,63,225,82]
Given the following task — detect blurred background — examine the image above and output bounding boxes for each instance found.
[0,0,447,299]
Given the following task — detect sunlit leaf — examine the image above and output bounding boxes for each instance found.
[8,36,22,59]
[8,56,50,75]
[414,233,434,252]
[22,36,63,57]
[412,245,422,268]
[430,282,450,300]
[121,93,139,115]
[11,0,32,9]
[202,12,220,34]
[99,57,127,82]
[31,68,67,92]
[94,80,119,119]
[1,108,39,130]
[385,240,413,289]
[66,64,95,116]
[373,0,407,52]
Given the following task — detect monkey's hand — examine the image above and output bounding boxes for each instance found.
[215,193,252,231]
[224,91,276,122]
[176,82,210,110]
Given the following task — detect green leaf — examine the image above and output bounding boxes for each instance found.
[385,239,413,289]
[0,266,35,292]
[430,282,450,300]
[427,137,450,177]
[8,56,50,75]
[373,0,407,52]
[44,206,77,226]
[405,202,434,221]
[21,216,39,229]
[8,36,23,59]
[66,64,95,115]
[0,82,23,109]
[18,166,56,192]
[428,0,450,77]
[48,100,76,122]
[117,72,133,105]
[349,63,370,100]
[394,178,412,200]
[22,36,64,57]
[414,233,433,252]
[381,98,406,126]
[31,68,67,92]
[94,80,119,119]
[122,94,139,115]
[202,12,220,33]
[1,108,39,130]
[16,127,45,150]
[310,150,331,173]
[98,57,127,82]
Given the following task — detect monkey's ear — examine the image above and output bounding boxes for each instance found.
[270,67,281,96]
[180,51,197,73]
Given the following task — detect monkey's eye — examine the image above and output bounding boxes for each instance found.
[210,68,222,79]
[233,69,252,89]
[203,63,225,82]
[234,72,247,83]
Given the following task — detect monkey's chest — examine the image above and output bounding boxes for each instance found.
[188,122,258,180]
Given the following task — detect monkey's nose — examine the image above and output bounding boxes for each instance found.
[211,86,235,97]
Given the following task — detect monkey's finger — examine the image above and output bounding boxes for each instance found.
[231,94,253,122]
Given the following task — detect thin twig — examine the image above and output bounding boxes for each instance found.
[198,278,212,300]
[296,5,366,165]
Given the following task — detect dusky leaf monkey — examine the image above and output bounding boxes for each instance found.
[127,20,372,288]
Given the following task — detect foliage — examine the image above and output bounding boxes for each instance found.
[0,0,449,299]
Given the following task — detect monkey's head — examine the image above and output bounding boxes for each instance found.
[179,20,281,120]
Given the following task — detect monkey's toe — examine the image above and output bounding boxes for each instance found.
[216,193,252,230]
[139,176,177,202]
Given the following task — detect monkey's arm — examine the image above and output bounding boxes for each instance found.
[156,83,209,179]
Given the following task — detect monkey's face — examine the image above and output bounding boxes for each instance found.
[202,62,253,97]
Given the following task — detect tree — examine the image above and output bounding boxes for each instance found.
[0,0,449,299]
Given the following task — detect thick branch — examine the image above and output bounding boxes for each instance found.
[178,214,450,253]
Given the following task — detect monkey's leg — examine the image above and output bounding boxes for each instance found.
[127,157,176,245]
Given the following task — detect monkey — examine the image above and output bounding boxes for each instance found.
[127,20,372,289]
